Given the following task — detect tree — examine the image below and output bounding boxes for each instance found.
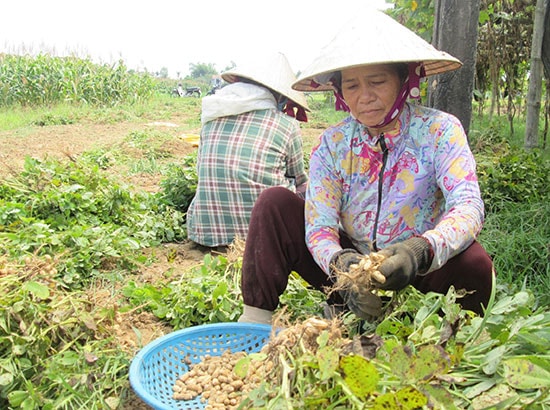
[524,0,548,149]
[222,61,237,73]
[189,62,218,79]
[388,0,435,42]
[158,67,169,79]
[429,0,480,135]
[474,1,535,136]
[542,0,550,148]
[388,0,480,134]
[543,0,550,78]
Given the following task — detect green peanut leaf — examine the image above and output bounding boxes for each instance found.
[23,281,50,299]
[395,386,428,409]
[316,345,340,381]
[412,344,451,381]
[501,357,550,389]
[234,355,252,378]
[373,387,428,410]
[339,354,380,398]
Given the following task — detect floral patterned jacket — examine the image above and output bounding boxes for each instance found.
[305,103,484,274]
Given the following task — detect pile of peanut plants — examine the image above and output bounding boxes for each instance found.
[126,252,550,409]
[0,255,129,409]
[0,155,187,409]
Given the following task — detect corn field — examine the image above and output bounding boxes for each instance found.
[0,54,156,107]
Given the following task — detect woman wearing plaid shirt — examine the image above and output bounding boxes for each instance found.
[186,53,310,248]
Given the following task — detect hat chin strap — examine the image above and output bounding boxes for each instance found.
[375,79,409,127]
[334,90,350,112]
[375,62,424,128]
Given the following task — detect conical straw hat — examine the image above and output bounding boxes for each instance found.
[293,9,462,92]
[222,52,310,111]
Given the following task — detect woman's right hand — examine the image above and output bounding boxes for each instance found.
[330,249,383,320]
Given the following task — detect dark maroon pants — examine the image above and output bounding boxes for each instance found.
[241,187,494,316]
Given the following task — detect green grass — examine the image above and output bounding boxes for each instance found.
[303,91,349,129]
[479,201,550,306]
[470,106,549,158]
[0,103,82,130]
[0,94,202,132]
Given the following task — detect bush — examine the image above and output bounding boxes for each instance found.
[157,152,198,215]
[476,149,550,213]
[0,156,186,288]
[0,54,156,107]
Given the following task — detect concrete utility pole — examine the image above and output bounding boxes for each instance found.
[429,0,480,136]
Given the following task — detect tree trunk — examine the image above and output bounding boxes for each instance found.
[544,81,549,149]
[542,0,550,78]
[524,0,548,150]
[543,0,550,149]
[429,0,480,136]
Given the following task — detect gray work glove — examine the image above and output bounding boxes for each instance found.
[376,237,434,291]
[330,249,383,320]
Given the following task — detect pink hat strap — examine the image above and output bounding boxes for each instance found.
[307,79,349,112]
[284,100,308,122]
[376,62,424,127]
[334,89,350,112]
[309,79,321,89]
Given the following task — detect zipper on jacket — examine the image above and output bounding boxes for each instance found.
[372,134,388,251]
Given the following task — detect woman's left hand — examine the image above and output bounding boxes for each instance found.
[376,237,433,290]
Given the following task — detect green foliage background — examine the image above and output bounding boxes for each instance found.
[0,54,156,107]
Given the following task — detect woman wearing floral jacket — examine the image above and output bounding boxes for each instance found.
[238,10,494,324]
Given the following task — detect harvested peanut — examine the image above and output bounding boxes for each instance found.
[334,252,387,295]
[172,317,345,409]
[172,349,263,409]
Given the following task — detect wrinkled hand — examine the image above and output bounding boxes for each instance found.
[330,249,383,320]
[377,237,434,291]
[296,182,308,199]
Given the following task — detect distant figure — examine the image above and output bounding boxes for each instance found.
[176,83,185,97]
[184,86,202,97]
[186,52,310,248]
[207,75,224,96]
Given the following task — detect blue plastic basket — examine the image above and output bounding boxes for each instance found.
[129,322,272,410]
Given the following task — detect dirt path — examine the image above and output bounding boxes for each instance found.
[0,120,194,176]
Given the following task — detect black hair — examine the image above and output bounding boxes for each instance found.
[394,63,409,82]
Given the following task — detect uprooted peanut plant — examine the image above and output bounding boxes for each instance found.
[169,280,550,409]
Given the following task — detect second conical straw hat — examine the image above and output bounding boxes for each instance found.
[222,52,310,111]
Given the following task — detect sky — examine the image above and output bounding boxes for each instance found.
[1,0,391,79]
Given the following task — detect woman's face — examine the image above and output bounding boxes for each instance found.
[341,64,402,131]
